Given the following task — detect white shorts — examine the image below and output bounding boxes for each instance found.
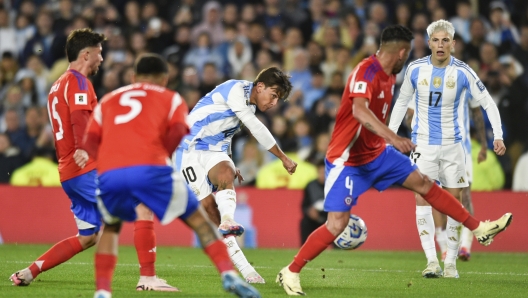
[410,143,469,188]
[174,148,234,200]
[465,153,473,184]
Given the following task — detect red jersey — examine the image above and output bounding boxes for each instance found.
[85,83,188,174]
[47,69,97,182]
[327,55,396,166]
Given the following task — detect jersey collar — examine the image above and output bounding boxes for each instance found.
[427,55,455,66]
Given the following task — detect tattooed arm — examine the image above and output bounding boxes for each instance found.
[471,107,488,163]
[352,97,415,153]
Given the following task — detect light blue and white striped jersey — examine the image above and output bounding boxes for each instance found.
[180,80,256,153]
[392,56,490,146]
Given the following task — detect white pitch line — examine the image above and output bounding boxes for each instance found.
[3,260,528,276]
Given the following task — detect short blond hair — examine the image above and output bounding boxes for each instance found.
[426,19,455,39]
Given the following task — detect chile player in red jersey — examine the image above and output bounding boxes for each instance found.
[276,25,513,296]
[10,29,177,292]
[76,53,260,298]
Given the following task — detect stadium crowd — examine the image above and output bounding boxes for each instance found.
[0,0,527,190]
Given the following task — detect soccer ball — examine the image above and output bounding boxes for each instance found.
[333,214,367,250]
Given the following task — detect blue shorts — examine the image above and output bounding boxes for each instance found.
[61,170,101,236]
[324,146,417,212]
[97,165,199,225]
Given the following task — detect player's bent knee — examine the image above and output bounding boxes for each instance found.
[78,233,98,249]
[326,216,349,236]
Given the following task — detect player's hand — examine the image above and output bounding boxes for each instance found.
[493,140,506,156]
[477,146,487,163]
[282,157,297,175]
[390,135,416,153]
[74,149,89,169]
[235,168,244,184]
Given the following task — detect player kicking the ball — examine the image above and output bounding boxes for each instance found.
[276,25,512,296]
[76,53,260,298]
[175,66,297,283]
[10,29,176,292]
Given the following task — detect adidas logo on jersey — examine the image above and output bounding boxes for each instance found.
[418,79,428,86]
[419,230,429,236]
[377,91,384,98]
[457,177,465,183]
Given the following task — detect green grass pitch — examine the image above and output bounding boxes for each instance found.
[1,244,527,297]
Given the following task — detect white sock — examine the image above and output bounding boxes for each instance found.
[223,236,255,278]
[460,226,473,251]
[445,216,461,264]
[416,206,437,263]
[216,190,237,222]
[435,227,447,255]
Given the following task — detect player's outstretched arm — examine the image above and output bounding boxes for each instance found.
[268,144,297,174]
[353,97,415,153]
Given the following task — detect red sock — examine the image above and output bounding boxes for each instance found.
[134,220,156,276]
[289,225,335,273]
[204,239,234,274]
[28,236,83,278]
[423,184,479,230]
[95,254,117,292]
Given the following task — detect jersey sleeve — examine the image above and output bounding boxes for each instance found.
[464,67,490,102]
[66,76,94,112]
[225,82,276,150]
[348,67,374,102]
[467,95,480,109]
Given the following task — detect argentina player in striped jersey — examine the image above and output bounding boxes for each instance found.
[175,67,296,283]
[389,20,507,279]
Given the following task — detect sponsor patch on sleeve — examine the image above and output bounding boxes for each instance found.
[353,81,367,94]
[75,93,88,105]
[476,80,486,92]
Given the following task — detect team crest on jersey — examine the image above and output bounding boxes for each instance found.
[344,196,353,206]
[433,77,442,89]
[446,76,455,89]
[75,93,88,105]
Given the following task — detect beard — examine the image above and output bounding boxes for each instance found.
[88,65,100,77]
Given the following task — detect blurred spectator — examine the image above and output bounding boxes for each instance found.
[97,68,120,98]
[247,22,265,57]
[1,109,24,139]
[255,49,274,71]
[368,2,388,31]
[282,27,303,72]
[0,52,19,92]
[129,31,148,56]
[14,69,37,106]
[0,7,17,58]
[52,0,75,32]
[10,106,42,160]
[25,55,49,105]
[198,62,221,97]
[512,150,528,191]
[267,25,285,62]
[306,40,324,69]
[21,10,61,68]
[486,1,519,55]
[14,14,36,58]
[227,37,252,79]
[466,18,487,61]
[305,132,330,165]
[395,2,412,28]
[237,138,264,186]
[10,146,60,186]
[182,88,201,111]
[0,132,24,183]
[293,117,312,158]
[300,159,326,245]
[261,0,292,29]
[122,0,142,37]
[222,3,238,27]
[239,62,257,82]
[289,48,312,94]
[271,114,297,153]
[183,31,223,77]
[163,25,192,68]
[256,152,317,189]
[513,24,528,80]
[191,1,224,47]
[449,0,472,43]
[302,67,326,112]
